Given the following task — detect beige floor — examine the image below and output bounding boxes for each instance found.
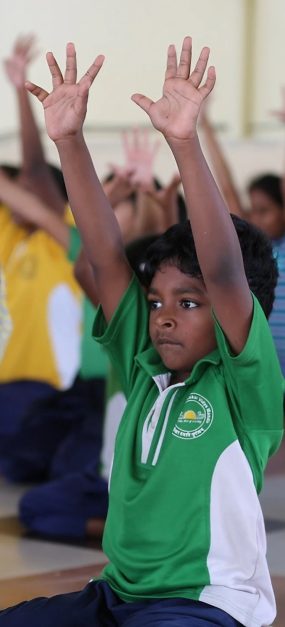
[0,479,106,582]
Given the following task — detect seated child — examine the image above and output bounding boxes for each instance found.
[0,175,102,482]
[0,171,82,436]
[0,32,82,434]
[0,37,283,627]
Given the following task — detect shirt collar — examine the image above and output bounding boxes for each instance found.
[135,345,221,387]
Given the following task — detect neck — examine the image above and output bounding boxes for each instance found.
[170,371,190,385]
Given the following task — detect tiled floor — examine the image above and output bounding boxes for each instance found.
[0,440,284,625]
[0,480,108,613]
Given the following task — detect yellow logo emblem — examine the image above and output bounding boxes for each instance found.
[173,393,214,440]
[183,410,197,420]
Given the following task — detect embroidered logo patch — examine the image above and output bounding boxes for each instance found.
[172,393,214,440]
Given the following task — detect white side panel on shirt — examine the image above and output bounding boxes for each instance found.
[200,440,275,627]
[100,392,127,482]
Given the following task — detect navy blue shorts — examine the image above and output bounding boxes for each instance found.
[0,380,54,435]
[0,377,105,482]
[0,580,243,626]
[19,465,108,539]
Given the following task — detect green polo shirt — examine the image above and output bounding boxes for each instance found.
[93,275,284,627]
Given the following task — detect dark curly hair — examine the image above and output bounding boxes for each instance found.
[248,174,283,209]
[0,163,68,201]
[139,216,278,319]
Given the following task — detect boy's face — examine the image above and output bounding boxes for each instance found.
[148,264,217,383]
[249,189,285,240]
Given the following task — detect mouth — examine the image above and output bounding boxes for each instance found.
[156,338,182,347]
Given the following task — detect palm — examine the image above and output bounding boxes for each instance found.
[149,77,204,139]
[122,128,160,187]
[42,83,86,141]
[26,43,104,143]
[132,37,216,141]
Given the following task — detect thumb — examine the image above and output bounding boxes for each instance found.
[131,93,154,115]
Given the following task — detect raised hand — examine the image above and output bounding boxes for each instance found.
[25,43,104,142]
[122,128,160,189]
[131,36,216,143]
[103,166,135,208]
[4,34,38,88]
[147,173,181,210]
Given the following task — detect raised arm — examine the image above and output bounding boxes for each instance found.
[121,128,178,235]
[26,43,132,321]
[73,249,99,307]
[4,35,66,215]
[122,128,161,236]
[132,37,252,354]
[0,169,69,249]
[199,104,244,217]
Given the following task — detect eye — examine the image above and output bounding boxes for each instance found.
[148,299,162,310]
[180,299,198,309]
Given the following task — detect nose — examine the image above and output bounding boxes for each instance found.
[155,309,176,329]
[160,320,174,328]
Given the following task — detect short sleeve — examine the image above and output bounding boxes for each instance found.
[93,274,150,398]
[214,294,284,491]
[67,227,81,263]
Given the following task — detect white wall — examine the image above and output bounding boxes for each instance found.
[252,0,285,135]
[0,0,245,135]
[1,0,285,199]
[2,0,285,138]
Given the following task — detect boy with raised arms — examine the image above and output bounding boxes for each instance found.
[0,36,283,627]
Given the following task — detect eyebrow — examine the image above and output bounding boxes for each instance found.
[148,286,205,296]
